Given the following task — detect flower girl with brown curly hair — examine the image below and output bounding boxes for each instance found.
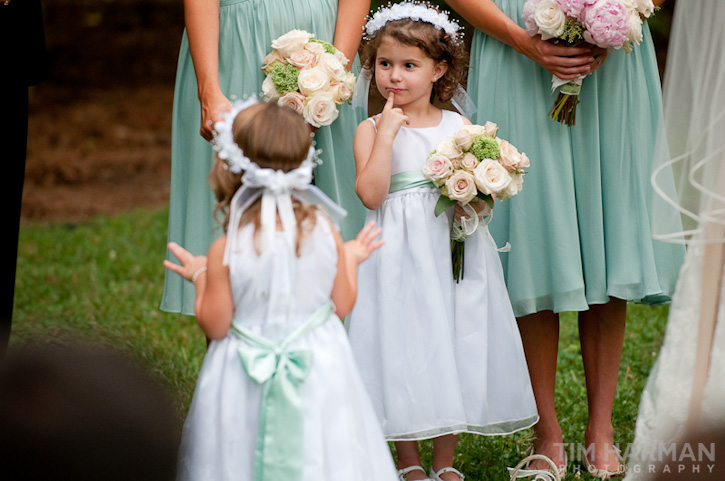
[345,3,539,481]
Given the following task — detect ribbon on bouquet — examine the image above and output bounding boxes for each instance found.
[233,302,334,481]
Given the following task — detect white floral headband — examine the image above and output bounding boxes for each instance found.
[211,97,345,263]
[212,97,320,175]
[364,1,463,44]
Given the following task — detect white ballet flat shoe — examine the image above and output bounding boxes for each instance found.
[429,466,465,481]
[397,465,433,481]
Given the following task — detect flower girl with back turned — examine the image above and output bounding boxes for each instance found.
[346,3,539,480]
[164,100,398,481]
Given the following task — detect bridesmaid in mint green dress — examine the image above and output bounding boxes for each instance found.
[161,0,369,315]
[448,0,684,476]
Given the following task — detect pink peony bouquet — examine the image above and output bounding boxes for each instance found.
[422,122,530,281]
[261,30,356,128]
[522,0,656,125]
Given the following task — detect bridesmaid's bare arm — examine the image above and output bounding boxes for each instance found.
[333,0,370,69]
[184,0,232,140]
[446,0,597,80]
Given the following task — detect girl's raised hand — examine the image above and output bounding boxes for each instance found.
[344,222,384,265]
[163,242,208,282]
[373,92,409,139]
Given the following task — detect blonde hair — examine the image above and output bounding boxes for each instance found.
[209,101,318,255]
[361,16,468,103]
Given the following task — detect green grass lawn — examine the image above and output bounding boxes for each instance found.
[11,207,670,480]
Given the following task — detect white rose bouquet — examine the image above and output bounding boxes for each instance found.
[422,122,530,281]
[261,30,356,128]
[522,0,656,125]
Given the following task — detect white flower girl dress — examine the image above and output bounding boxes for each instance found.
[176,212,398,481]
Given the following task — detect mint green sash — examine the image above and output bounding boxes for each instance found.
[389,170,435,193]
[232,301,334,481]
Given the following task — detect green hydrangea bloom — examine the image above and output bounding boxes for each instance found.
[469,137,500,162]
[270,64,300,94]
[310,38,337,55]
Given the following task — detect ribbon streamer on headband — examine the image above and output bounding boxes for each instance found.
[223,162,346,265]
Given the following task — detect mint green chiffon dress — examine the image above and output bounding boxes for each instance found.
[468,0,685,317]
[162,0,366,315]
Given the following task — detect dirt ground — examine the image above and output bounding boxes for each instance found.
[23,0,183,223]
[24,0,673,224]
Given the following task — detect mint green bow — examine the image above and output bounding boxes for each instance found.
[232,302,333,481]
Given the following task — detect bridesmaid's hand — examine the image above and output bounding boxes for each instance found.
[588,46,610,73]
[199,90,233,142]
[518,34,595,80]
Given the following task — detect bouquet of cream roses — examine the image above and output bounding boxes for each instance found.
[261,29,356,128]
[523,0,656,125]
[422,122,529,281]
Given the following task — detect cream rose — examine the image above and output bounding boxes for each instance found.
[634,0,655,17]
[304,41,326,57]
[262,75,281,101]
[261,49,287,75]
[519,152,530,170]
[445,171,478,205]
[482,121,499,138]
[500,172,524,200]
[534,0,567,40]
[343,71,356,92]
[303,93,339,127]
[473,159,512,195]
[297,67,331,97]
[627,12,643,45]
[436,138,463,160]
[334,49,350,67]
[317,53,347,82]
[498,140,524,172]
[271,29,313,57]
[454,129,476,151]
[287,49,317,70]
[462,124,486,137]
[329,81,352,104]
[278,91,306,114]
[460,153,479,172]
[422,153,454,187]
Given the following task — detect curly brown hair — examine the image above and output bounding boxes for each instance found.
[360,15,468,103]
[208,101,318,256]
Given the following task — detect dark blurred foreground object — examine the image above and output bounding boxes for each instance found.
[0,0,49,356]
[652,426,725,480]
[0,343,180,481]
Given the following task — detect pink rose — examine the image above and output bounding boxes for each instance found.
[581,0,630,48]
[445,171,478,205]
[278,91,306,114]
[287,49,317,70]
[498,140,524,172]
[460,153,479,172]
[422,153,454,187]
[522,0,543,36]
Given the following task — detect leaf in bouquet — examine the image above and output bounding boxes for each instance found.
[434,194,457,217]
[469,137,500,162]
[476,193,495,210]
[270,64,300,94]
